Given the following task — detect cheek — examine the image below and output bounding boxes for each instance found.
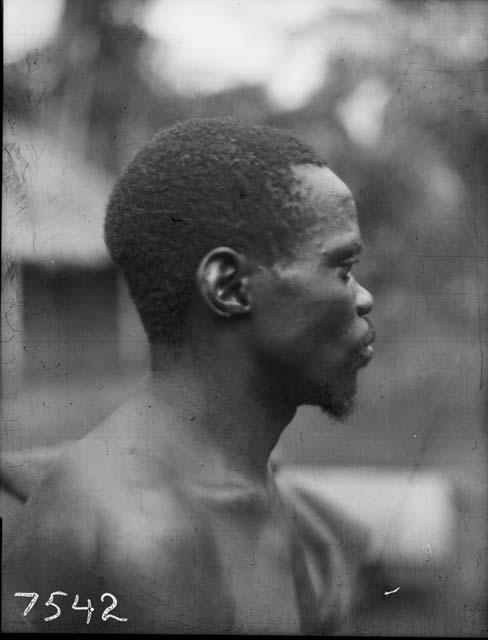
[254,280,355,355]
[312,294,356,341]
[299,281,357,345]
[303,293,365,370]
[250,287,309,361]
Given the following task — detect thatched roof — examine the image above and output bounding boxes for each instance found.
[3,129,112,264]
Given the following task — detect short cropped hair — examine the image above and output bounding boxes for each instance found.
[104,117,326,344]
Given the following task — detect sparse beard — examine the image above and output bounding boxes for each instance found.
[287,369,358,419]
[317,381,357,419]
[313,377,357,419]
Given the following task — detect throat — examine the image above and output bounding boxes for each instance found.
[136,368,294,484]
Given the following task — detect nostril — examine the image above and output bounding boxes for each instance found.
[357,285,373,316]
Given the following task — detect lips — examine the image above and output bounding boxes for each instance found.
[354,323,375,367]
[363,319,376,347]
[357,343,374,366]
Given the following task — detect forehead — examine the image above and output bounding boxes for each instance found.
[291,164,357,225]
[289,164,360,254]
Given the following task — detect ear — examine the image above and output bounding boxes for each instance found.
[196,247,252,317]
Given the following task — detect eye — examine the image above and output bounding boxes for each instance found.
[338,258,359,282]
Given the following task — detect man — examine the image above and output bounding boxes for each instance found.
[3,118,375,633]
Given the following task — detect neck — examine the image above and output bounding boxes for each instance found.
[138,336,296,486]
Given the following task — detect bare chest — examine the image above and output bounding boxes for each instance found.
[208,515,303,634]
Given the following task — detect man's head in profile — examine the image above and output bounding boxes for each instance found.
[104,117,374,420]
[3,118,376,635]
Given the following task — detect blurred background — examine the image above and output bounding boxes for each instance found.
[2,0,487,635]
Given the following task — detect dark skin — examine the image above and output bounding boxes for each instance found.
[3,165,374,634]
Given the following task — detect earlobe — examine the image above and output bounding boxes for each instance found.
[196,247,252,317]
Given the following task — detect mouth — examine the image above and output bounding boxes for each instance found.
[354,323,376,368]
[356,343,374,367]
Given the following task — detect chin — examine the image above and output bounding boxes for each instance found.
[318,393,356,420]
[289,374,358,420]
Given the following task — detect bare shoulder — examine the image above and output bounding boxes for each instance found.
[3,436,229,633]
[2,447,102,631]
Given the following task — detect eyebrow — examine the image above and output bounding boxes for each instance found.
[323,240,363,263]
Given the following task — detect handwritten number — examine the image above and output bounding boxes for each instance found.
[44,591,67,621]
[14,592,39,616]
[72,594,95,624]
[101,592,128,622]
[15,590,126,624]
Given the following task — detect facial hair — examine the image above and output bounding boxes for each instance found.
[317,375,358,419]
[306,371,357,419]
[282,363,358,419]
[315,319,375,418]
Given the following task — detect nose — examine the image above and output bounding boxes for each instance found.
[355,281,373,317]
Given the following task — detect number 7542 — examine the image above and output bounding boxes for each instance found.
[14,591,127,625]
